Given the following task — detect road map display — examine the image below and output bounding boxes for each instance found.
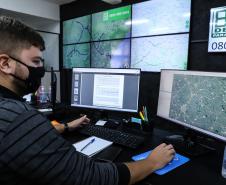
[132,0,191,37]
[63,43,90,68]
[169,74,226,138]
[91,39,130,68]
[131,34,189,72]
[63,15,91,44]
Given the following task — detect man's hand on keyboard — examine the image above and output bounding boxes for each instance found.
[147,143,175,171]
[67,115,90,131]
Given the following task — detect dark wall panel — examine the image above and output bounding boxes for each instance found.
[190,42,226,72]
[61,0,147,20]
[190,0,226,41]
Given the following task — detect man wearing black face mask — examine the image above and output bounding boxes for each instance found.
[0,16,175,185]
[8,55,45,95]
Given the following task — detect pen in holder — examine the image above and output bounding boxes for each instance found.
[141,120,154,133]
[139,107,154,133]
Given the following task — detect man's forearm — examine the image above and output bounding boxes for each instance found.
[124,160,155,185]
[124,143,175,185]
[51,120,65,133]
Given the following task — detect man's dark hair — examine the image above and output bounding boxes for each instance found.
[0,16,45,56]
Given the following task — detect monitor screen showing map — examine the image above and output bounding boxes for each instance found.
[91,5,131,41]
[132,0,191,37]
[131,33,189,72]
[157,69,226,142]
[63,43,90,68]
[63,15,91,44]
[91,39,130,68]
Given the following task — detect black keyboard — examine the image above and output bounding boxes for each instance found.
[78,124,145,149]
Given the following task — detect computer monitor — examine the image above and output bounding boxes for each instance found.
[157,69,226,154]
[71,68,140,113]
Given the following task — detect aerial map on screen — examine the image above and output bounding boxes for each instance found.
[91,39,130,68]
[92,5,131,41]
[169,74,226,138]
[63,43,90,68]
[132,0,191,37]
[131,34,189,72]
[63,15,91,44]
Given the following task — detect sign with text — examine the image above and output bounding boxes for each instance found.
[208,7,226,52]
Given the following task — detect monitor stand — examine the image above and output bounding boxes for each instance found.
[92,110,121,129]
[163,131,216,156]
[92,110,109,123]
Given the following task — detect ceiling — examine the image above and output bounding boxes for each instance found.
[41,0,76,5]
[41,0,122,5]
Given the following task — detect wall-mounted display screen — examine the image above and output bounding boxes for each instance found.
[62,0,191,71]
[63,43,90,68]
[92,6,131,41]
[63,15,91,44]
[132,0,191,37]
[91,39,130,68]
[131,34,189,72]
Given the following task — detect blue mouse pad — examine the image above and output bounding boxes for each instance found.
[132,150,190,175]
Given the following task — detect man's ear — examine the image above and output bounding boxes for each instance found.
[0,54,14,74]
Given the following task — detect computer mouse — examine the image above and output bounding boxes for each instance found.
[164,135,184,143]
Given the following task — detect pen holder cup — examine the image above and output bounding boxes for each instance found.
[142,120,154,133]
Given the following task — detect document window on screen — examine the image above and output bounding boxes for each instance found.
[93,74,124,109]
[71,68,140,112]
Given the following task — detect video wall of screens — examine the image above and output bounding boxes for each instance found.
[62,0,191,72]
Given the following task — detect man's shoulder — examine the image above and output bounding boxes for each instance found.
[0,98,40,141]
[0,97,35,113]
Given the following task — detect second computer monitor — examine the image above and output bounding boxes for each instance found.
[157,69,226,142]
[71,68,140,112]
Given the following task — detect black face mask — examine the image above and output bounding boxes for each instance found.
[9,56,45,95]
